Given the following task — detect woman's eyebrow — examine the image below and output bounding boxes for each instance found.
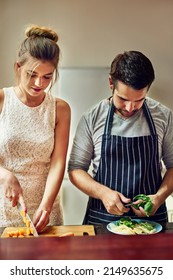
[27,70,53,75]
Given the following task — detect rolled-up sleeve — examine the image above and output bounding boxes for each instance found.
[68,114,94,172]
[162,110,173,169]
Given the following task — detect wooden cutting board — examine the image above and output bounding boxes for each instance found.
[1,225,95,238]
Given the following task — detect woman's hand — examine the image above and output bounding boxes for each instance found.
[2,169,25,208]
[33,206,50,232]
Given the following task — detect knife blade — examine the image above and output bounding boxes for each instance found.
[124,203,134,207]
[17,202,39,237]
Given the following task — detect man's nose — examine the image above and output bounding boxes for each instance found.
[125,101,135,112]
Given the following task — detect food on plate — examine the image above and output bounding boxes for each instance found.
[110,217,156,235]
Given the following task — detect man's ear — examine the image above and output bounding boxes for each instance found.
[109,75,114,91]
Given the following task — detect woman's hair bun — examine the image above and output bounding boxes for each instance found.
[25,24,58,42]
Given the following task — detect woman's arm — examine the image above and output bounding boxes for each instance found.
[33,98,71,231]
[0,89,4,113]
[0,89,26,209]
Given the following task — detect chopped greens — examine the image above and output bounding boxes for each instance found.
[114,217,156,234]
[117,217,139,228]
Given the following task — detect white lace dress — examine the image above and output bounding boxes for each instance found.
[0,87,63,227]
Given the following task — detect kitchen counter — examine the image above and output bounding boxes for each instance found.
[0,223,173,260]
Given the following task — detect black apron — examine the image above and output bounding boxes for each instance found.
[84,100,167,225]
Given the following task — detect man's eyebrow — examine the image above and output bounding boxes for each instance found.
[118,95,145,102]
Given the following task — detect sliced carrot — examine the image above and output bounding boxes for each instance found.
[20,209,26,217]
[59,232,74,237]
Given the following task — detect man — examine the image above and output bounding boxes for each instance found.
[68,51,173,226]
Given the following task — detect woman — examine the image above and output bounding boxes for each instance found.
[0,24,71,232]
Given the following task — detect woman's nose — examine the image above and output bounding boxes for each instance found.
[34,77,42,87]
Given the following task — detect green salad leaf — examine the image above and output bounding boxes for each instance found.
[132,194,153,217]
[117,217,155,233]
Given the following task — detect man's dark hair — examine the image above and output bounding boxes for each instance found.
[109,51,155,90]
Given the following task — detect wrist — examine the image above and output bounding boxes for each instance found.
[39,200,52,214]
[98,184,111,201]
[154,192,166,206]
[0,167,11,183]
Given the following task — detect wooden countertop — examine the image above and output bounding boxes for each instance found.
[0,223,173,260]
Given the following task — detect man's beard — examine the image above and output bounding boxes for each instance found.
[116,108,139,118]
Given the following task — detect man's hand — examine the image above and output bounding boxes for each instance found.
[101,188,131,215]
[131,194,160,217]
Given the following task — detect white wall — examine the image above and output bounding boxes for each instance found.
[52,67,110,174]
[61,179,88,225]
[52,68,109,224]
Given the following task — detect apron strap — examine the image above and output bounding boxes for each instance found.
[143,100,157,135]
[103,102,115,136]
[104,99,157,136]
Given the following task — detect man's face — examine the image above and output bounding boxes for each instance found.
[112,81,148,118]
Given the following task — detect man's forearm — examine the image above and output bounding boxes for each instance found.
[156,167,173,204]
[68,169,108,200]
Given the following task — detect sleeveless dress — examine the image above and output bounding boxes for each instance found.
[0,87,63,227]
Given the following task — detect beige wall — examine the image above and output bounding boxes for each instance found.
[0,0,173,109]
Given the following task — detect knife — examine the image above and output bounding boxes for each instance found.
[124,203,134,207]
[17,202,39,237]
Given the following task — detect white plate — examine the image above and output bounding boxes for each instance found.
[107,219,162,235]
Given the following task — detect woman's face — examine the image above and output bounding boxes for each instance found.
[17,56,55,97]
